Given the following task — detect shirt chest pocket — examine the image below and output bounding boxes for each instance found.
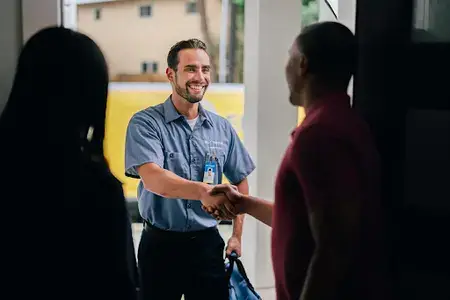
[164,151,189,179]
[207,149,227,184]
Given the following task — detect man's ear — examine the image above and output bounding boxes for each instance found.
[299,55,308,76]
[166,67,174,82]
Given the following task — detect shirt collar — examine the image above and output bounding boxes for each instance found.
[163,96,214,127]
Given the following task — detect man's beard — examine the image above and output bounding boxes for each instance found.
[174,76,207,104]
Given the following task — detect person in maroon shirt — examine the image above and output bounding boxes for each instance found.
[206,21,388,300]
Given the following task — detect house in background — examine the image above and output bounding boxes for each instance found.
[76,0,222,80]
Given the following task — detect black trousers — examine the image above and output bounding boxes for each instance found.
[138,223,229,300]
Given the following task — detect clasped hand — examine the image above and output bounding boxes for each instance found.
[201,184,244,220]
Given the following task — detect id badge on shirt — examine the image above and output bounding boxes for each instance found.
[203,156,217,185]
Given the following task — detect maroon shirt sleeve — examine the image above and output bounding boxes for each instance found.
[290,126,363,249]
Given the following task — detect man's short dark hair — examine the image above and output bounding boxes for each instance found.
[296,21,356,86]
[167,39,208,70]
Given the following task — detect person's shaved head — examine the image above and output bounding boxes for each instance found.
[286,21,356,106]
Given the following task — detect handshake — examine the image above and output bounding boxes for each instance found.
[200,184,246,220]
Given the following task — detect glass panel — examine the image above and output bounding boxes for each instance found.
[413,0,450,42]
[325,0,338,18]
[404,109,450,211]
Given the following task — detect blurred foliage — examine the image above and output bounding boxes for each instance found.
[302,0,315,5]
[302,0,319,27]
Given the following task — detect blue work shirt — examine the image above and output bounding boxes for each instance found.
[125,97,255,232]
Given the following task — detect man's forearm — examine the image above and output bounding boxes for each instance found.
[232,179,249,238]
[242,196,273,227]
[232,214,244,238]
[138,163,209,200]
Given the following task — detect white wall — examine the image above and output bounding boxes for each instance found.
[0,0,22,114]
[22,0,61,43]
[338,0,357,32]
[242,1,301,299]
[319,0,338,21]
[0,0,61,114]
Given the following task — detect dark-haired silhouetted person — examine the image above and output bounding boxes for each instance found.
[0,26,138,300]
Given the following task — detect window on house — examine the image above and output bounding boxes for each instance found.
[141,62,159,74]
[141,62,148,73]
[186,1,198,14]
[152,62,159,73]
[94,8,101,20]
[139,5,152,17]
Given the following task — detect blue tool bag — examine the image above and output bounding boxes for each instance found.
[225,252,262,300]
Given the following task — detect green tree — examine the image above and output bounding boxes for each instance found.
[302,0,319,27]
[198,0,219,80]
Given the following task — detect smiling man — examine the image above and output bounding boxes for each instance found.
[124,39,255,300]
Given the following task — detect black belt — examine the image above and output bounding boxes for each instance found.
[143,221,218,239]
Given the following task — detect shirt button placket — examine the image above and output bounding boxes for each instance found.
[187,134,196,231]
[186,203,192,231]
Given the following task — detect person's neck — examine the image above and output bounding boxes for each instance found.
[303,84,347,114]
[171,94,199,120]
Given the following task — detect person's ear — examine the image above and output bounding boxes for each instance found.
[299,55,308,77]
[166,67,175,82]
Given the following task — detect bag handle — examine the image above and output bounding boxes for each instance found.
[225,251,259,296]
[225,251,237,282]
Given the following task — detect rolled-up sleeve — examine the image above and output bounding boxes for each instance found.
[223,125,255,184]
[125,113,164,178]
